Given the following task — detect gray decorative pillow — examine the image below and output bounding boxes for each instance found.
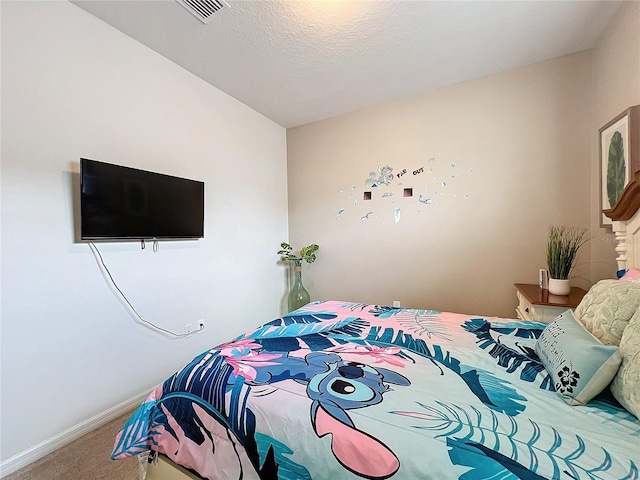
[610,307,640,418]
[574,279,640,346]
[534,310,622,405]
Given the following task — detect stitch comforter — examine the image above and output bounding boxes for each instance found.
[112,301,640,479]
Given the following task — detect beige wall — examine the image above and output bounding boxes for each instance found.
[590,1,640,282]
[287,52,593,318]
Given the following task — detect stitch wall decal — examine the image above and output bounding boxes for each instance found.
[333,156,475,223]
[365,165,395,187]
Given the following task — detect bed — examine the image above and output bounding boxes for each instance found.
[112,178,640,480]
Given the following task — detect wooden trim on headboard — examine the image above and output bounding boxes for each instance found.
[603,170,640,221]
[606,169,640,271]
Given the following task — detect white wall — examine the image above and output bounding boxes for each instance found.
[1,1,288,463]
[287,52,593,318]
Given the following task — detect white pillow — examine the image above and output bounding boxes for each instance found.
[574,279,640,346]
[534,310,622,405]
[610,307,640,418]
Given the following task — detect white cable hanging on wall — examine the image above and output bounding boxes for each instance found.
[88,242,204,339]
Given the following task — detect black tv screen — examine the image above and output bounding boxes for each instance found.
[80,158,204,240]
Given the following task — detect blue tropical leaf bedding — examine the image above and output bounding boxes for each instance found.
[112,301,640,479]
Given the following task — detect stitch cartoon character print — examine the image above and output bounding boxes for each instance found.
[112,301,640,480]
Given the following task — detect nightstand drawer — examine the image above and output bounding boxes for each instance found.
[515,290,533,320]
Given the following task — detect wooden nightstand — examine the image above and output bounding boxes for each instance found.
[514,283,587,323]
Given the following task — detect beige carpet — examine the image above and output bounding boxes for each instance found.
[4,410,139,480]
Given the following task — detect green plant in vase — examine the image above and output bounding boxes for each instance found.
[278,242,319,312]
[546,225,588,295]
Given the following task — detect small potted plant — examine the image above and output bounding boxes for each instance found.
[546,225,588,295]
[278,242,319,311]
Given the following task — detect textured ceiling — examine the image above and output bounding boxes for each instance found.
[72,0,621,128]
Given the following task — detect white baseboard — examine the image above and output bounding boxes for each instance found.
[0,389,151,478]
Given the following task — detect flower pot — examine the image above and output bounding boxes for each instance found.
[548,278,570,296]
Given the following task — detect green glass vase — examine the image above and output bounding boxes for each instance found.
[288,259,310,312]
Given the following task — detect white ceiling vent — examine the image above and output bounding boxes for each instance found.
[176,0,227,24]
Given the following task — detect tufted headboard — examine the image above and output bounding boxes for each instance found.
[603,170,640,271]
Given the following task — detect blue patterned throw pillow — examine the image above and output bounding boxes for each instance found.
[534,310,622,405]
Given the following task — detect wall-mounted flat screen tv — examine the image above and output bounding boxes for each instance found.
[80,158,204,240]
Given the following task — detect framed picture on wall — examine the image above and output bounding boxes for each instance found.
[599,105,640,227]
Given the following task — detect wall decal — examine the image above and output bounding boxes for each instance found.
[332,156,475,224]
[365,165,395,187]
